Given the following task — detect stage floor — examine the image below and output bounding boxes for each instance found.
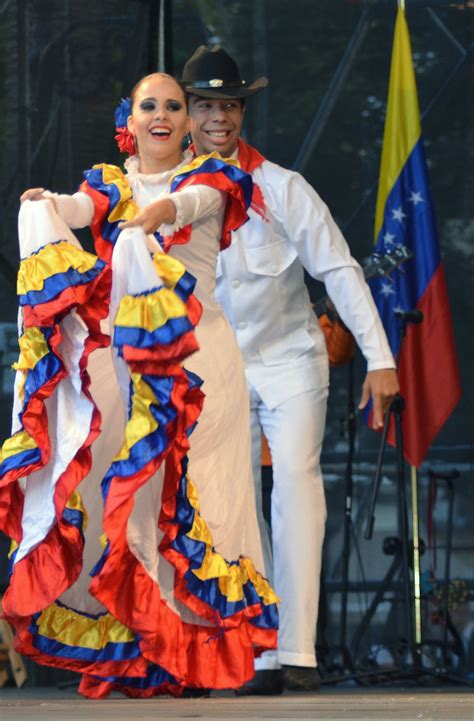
[0,687,473,720]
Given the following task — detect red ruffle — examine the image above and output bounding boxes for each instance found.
[78,675,182,700]
[3,262,111,621]
[167,170,249,251]
[10,617,147,681]
[78,184,114,264]
[87,360,276,691]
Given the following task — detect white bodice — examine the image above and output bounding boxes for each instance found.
[125,155,225,312]
[53,155,226,313]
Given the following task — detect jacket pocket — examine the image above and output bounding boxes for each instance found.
[244,239,297,277]
[258,326,316,366]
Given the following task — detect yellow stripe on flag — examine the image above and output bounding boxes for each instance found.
[374,6,421,240]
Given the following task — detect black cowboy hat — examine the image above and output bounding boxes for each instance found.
[181,46,268,99]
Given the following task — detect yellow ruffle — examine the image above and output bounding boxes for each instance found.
[170,152,241,184]
[114,373,158,462]
[152,253,188,291]
[13,328,49,372]
[17,241,99,295]
[94,164,139,224]
[185,477,278,606]
[37,603,135,649]
[66,489,88,533]
[11,327,51,402]
[0,430,38,464]
[114,288,187,333]
[8,539,19,559]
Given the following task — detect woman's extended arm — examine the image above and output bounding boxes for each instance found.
[118,197,177,234]
[119,186,223,234]
[20,188,94,229]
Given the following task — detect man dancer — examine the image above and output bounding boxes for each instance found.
[182,46,399,693]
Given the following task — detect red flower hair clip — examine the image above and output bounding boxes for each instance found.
[115,126,136,155]
[114,97,136,156]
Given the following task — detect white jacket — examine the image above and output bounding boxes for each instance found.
[215,156,395,409]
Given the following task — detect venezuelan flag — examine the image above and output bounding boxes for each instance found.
[370,6,461,467]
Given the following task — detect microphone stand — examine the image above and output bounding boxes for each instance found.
[322,359,357,677]
[322,307,471,687]
[338,358,357,671]
[360,312,418,667]
[349,311,420,676]
[348,312,471,685]
[360,391,418,668]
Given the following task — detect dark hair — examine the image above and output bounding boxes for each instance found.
[130,73,188,109]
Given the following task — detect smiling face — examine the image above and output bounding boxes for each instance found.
[188,96,245,158]
[127,74,189,174]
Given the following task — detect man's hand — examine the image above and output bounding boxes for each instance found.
[118,198,176,234]
[358,368,400,429]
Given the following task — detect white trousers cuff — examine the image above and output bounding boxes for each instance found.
[278,650,317,668]
[254,650,281,671]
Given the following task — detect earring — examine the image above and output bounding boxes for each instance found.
[182,132,192,151]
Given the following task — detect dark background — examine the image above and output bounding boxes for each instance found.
[0,0,472,684]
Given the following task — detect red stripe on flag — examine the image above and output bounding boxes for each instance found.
[386,264,461,467]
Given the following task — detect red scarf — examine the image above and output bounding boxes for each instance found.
[189,139,267,221]
[236,139,267,220]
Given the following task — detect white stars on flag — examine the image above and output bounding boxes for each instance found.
[409,190,424,206]
[392,206,407,222]
[383,231,396,247]
[380,282,395,298]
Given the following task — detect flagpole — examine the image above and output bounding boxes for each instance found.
[398,0,422,661]
[410,465,422,652]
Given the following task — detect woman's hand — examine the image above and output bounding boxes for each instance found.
[20,188,47,203]
[20,188,58,213]
[118,198,176,234]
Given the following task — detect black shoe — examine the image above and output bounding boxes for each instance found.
[235,669,284,696]
[282,665,321,692]
[181,687,211,698]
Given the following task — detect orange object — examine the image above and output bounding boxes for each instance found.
[261,433,272,467]
[319,313,356,367]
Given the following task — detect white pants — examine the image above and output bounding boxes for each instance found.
[249,384,328,669]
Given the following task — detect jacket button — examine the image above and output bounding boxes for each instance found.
[231,280,240,288]
[238,321,247,330]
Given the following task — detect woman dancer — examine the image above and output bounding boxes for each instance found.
[0,73,277,698]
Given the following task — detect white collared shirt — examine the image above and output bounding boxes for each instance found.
[215,154,395,408]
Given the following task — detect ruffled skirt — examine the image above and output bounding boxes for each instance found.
[0,199,277,698]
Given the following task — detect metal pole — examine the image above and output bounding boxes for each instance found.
[17,0,31,186]
[393,398,416,663]
[292,8,371,173]
[361,0,472,7]
[158,0,173,74]
[442,478,455,663]
[158,0,165,71]
[339,360,356,658]
[410,465,422,647]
